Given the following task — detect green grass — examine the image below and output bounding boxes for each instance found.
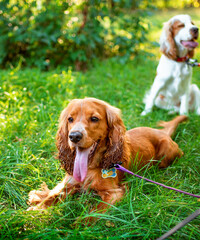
[0,8,200,240]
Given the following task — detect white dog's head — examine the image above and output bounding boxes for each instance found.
[160,14,199,60]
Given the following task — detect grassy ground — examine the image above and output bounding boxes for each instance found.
[1,9,200,240]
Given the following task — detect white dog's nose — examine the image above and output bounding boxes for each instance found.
[191,27,199,38]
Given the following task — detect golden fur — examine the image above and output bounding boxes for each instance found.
[27,98,187,220]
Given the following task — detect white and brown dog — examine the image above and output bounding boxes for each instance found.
[142,14,200,116]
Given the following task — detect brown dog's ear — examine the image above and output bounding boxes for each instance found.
[160,21,177,60]
[56,108,75,175]
[101,104,127,169]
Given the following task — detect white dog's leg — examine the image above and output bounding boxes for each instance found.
[180,91,189,115]
[141,76,166,116]
[189,84,200,115]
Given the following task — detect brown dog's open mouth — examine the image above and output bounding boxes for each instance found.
[181,40,198,49]
[73,142,99,182]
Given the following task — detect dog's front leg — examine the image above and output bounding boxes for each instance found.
[27,174,79,210]
[180,91,189,115]
[141,75,167,115]
[189,84,200,115]
[96,187,125,212]
[81,187,125,225]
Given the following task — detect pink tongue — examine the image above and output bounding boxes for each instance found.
[73,147,91,182]
[181,41,198,48]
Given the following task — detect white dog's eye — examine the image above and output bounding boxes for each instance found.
[178,23,185,28]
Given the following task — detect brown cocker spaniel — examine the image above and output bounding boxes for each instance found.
[28,98,187,217]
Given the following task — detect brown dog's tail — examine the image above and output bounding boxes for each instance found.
[157,115,188,137]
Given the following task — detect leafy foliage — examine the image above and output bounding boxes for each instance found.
[0,0,150,70]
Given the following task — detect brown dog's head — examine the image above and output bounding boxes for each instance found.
[56,98,126,182]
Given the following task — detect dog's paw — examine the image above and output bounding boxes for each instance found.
[27,205,45,211]
[179,108,188,116]
[141,110,150,116]
[196,108,200,115]
[168,110,176,115]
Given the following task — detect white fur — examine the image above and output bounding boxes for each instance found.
[142,14,200,116]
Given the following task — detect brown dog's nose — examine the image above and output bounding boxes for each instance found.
[69,131,83,143]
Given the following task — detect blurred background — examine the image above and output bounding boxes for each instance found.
[0,0,200,71]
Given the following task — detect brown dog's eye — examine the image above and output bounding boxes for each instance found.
[90,116,99,122]
[68,117,74,123]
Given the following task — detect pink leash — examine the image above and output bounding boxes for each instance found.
[114,164,200,198]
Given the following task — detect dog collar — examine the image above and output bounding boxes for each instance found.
[176,56,188,62]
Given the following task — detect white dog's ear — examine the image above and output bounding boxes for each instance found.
[188,49,194,58]
[160,21,177,60]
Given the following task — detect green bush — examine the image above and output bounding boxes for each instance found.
[0,0,150,70]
